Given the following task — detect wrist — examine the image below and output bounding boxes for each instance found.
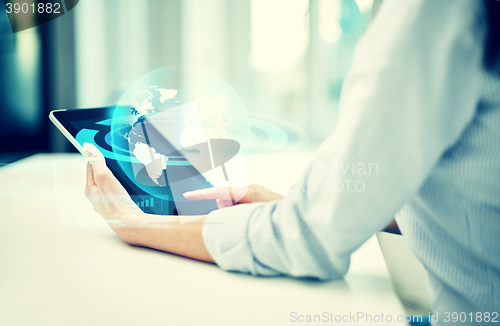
[110,210,148,245]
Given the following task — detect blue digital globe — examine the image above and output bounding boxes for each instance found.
[110,66,250,215]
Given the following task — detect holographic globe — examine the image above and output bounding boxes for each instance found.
[110,65,250,215]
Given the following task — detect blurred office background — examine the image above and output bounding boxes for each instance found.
[0,0,380,163]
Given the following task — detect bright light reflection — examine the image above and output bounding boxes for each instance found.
[250,0,309,73]
[354,0,373,13]
[319,0,342,43]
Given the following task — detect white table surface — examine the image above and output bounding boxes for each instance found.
[0,153,406,326]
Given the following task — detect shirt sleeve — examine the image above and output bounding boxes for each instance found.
[202,0,486,280]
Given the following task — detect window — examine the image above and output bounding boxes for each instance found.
[73,0,373,149]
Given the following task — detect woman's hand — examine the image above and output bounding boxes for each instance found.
[83,143,144,243]
[183,183,283,209]
[83,143,214,262]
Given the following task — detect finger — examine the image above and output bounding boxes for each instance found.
[83,143,115,187]
[230,186,250,203]
[183,187,233,201]
[86,162,96,187]
[85,162,98,199]
[83,142,105,166]
[216,198,234,209]
[85,162,97,198]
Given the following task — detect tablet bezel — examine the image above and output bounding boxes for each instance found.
[50,108,89,157]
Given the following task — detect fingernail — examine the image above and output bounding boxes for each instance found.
[83,143,97,154]
[83,143,103,165]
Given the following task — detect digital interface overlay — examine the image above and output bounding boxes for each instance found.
[64,107,219,216]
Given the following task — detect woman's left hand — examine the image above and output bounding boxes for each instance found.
[83,143,144,243]
[82,142,214,262]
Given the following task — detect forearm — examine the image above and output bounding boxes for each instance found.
[112,213,214,263]
[83,144,214,263]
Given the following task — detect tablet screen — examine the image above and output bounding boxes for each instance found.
[52,107,219,216]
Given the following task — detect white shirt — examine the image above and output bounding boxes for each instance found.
[203,0,500,322]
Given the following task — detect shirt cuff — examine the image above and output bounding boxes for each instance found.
[202,202,278,275]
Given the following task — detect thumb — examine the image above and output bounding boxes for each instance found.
[83,142,104,164]
[83,143,111,184]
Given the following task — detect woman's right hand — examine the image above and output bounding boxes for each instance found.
[183,183,283,209]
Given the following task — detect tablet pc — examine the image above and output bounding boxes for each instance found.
[50,106,219,216]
